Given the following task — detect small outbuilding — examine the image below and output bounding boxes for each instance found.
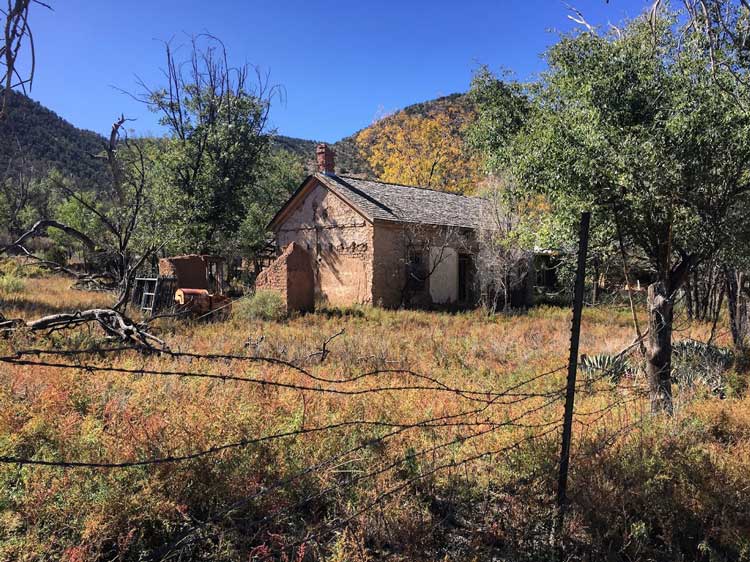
[133,254,230,316]
[158,254,226,294]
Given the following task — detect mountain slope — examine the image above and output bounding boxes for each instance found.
[1,90,469,185]
[0,89,108,185]
[273,93,468,177]
[271,134,372,176]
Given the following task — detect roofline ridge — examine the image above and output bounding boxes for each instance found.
[318,173,398,219]
[337,174,479,199]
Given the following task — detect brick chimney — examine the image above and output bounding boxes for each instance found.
[316,143,335,175]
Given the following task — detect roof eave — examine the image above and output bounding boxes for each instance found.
[313,173,377,223]
[372,217,483,231]
[267,174,377,233]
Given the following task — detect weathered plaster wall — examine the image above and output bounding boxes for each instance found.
[371,223,406,308]
[275,181,374,306]
[429,247,459,304]
[371,223,478,308]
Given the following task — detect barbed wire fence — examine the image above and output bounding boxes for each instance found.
[0,212,663,561]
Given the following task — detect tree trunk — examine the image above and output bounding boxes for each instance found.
[725,267,747,351]
[592,258,600,305]
[685,279,695,320]
[647,282,674,414]
[503,273,510,312]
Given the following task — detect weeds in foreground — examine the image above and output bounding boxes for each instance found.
[0,273,25,294]
[0,275,748,561]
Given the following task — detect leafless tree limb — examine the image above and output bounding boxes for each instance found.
[1,0,51,119]
[1,218,96,255]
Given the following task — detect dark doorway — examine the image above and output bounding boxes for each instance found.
[407,250,427,292]
[458,254,474,303]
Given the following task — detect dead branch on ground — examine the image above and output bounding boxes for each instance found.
[1,308,167,350]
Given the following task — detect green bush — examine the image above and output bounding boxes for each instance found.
[233,290,286,321]
[42,245,68,267]
[0,273,25,294]
[0,258,45,278]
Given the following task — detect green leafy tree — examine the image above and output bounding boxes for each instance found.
[138,35,280,257]
[474,12,750,412]
[466,67,530,173]
[676,0,750,349]
[238,149,304,264]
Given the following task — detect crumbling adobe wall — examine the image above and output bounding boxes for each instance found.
[255,242,314,313]
[275,180,374,306]
[371,223,479,308]
[159,255,208,289]
[371,222,405,308]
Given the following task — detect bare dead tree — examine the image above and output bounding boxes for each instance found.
[49,115,160,309]
[0,0,50,119]
[1,115,159,311]
[475,177,532,313]
[399,223,472,307]
[2,218,96,254]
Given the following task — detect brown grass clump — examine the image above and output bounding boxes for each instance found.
[0,273,748,561]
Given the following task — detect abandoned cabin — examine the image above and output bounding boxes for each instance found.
[257,144,551,311]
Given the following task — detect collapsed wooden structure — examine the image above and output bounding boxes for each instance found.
[133,255,231,316]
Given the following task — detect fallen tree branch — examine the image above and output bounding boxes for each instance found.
[304,329,345,364]
[12,246,116,288]
[2,308,167,351]
[0,219,96,255]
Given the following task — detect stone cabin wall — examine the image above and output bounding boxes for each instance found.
[275,180,374,306]
[271,179,483,310]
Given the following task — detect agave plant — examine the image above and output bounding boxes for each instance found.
[672,339,732,398]
[580,353,629,385]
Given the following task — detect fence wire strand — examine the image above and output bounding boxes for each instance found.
[0,320,660,561]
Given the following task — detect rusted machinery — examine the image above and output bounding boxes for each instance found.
[133,254,231,317]
[174,287,231,316]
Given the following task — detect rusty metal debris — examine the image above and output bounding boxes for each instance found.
[133,254,231,318]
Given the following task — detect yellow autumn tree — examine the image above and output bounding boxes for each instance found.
[356,106,481,194]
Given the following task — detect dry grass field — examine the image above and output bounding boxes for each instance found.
[1,271,749,561]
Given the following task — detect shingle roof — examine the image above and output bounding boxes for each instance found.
[315,173,491,230]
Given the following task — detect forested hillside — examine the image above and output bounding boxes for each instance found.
[270,134,371,176]
[0,89,108,185]
[354,92,480,192]
[0,88,472,187]
[271,93,474,180]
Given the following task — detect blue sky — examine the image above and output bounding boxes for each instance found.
[19,0,651,142]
